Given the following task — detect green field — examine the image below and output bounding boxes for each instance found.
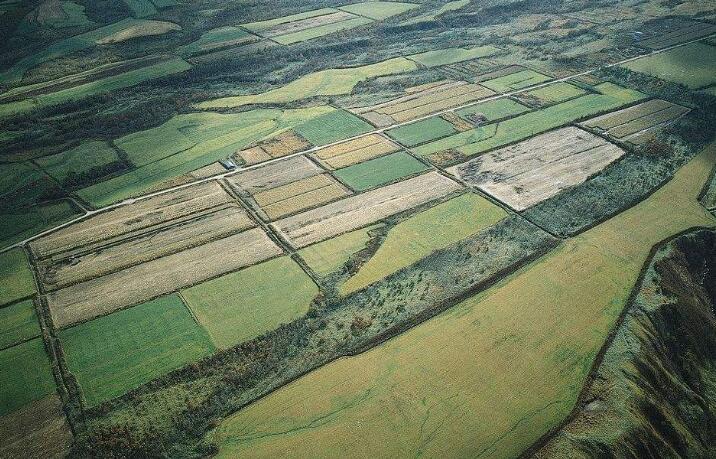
[123,0,157,17]
[76,107,334,207]
[299,224,383,277]
[197,57,417,109]
[415,83,645,158]
[0,249,36,307]
[0,338,56,417]
[386,116,457,147]
[209,144,716,459]
[27,1,93,28]
[294,109,373,146]
[182,257,318,349]
[456,98,531,122]
[338,1,419,20]
[520,82,588,106]
[273,16,373,45]
[179,27,258,56]
[0,201,80,250]
[35,141,120,183]
[0,162,57,208]
[0,299,40,351]
[622,42,716,89]
[0,58,191,118]
[333,151,429,191]
[59,295,215,407]
[481,69,552,93]
[408,45,500,67]
[341,193,507,294]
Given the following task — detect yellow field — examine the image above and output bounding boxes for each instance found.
[209,144,716,457]
[314,134,398,169]
[254,174,351,220]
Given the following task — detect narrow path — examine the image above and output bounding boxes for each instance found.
[1,33,712,255]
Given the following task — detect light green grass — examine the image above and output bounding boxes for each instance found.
[299,224,383,277]
[415,83,645,158]
[341,193,507,294]
[386,116,457,147]
[408,45,500,67]
[179,27,256,55]
[242,8,338,32]
[294,109,373,146]
[0,249,35,307]
[401,0,469,25]
[0,58,191,118]
[182,257,318,349]
[0,338,56,417]
[78,107,333,207]
[0,299,40,351]
[273,16,373,45]
[456,98,530,121]
[59,294,214,407]
[123,0,156,17]
[521,82,587,105]
[338,1,419,20]
[35,141,119,182]
[197,57,417,109]
[0,201,80,250]
[481,69,552,93]
[0,162,45,198]
[622,42,716,89]
[334,151,428,191]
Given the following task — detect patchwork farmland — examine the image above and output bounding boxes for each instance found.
[1,0,716,457]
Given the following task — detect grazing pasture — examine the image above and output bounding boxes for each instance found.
[333,151,428,191]
[386,116,457,147]
[0,338,55,417]
[273,171,461,248]
[182,257,318,349]
[0,299,40,351]
[447,127,626,211]
[341,193,507,294]
[622,42,716,88]
[401,0,470,25]
[294,109,373,146]
[0,249,35,307]
[35,141,120,184]
[313,134,399,169]
[581,99,690,144]
[298,224,383,277]
[208,145,716,459]
[518,82,588,107]
[46,228,281,329]
[353,80,495,126]
[59,295,215,407]
[123,0,156,18]
[338,1,418,20]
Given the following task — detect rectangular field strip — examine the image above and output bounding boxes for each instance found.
[312,134,399,169]
[333,151,429,191]
[272,171,462,248]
